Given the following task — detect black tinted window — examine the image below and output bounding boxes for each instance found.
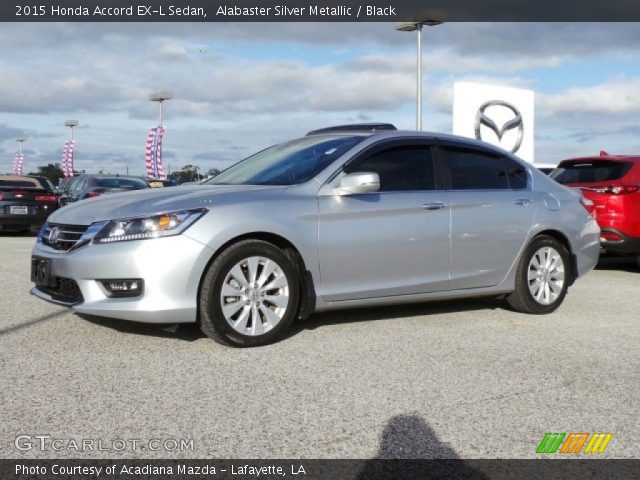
[445,148,508,190]
[503,157,528,189]
[551,160,632,184]
[348,146,435,191]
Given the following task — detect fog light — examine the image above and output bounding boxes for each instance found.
[100,279,144,298]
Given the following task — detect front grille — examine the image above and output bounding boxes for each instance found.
[42,223,89,251]
[40,277,84,303]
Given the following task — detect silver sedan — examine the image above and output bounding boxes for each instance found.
[31,126,600,346]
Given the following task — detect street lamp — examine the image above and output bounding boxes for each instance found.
[16,136,27,154]
[64,119,79,140]
[149,91,173,126]
[395,13,444,131]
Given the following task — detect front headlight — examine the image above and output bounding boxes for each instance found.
[92,208,207,244]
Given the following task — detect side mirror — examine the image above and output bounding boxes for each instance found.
[337,172,380,195]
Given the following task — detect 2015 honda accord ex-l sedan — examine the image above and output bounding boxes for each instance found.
[31,125,600,347]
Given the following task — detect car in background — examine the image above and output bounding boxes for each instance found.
[59,174,149,206]
[31,124,600,346]
[551,153,640,266]
[533,163,558,175]
[145,178,178,188]
[0,175,58,233]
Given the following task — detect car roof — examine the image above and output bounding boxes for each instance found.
[83,174,145,180]
[310,129,512,157]
[0,175,44,188]
[560,154,640,164]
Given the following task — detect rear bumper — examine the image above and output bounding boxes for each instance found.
[0,211,51,230]
[600,228,640,255]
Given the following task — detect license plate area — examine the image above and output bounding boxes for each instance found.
[31,256,55,288]
[9,206,29,215]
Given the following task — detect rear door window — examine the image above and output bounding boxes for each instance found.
[503,156,528,190]
[443,147,509,190]
[551,160,632,184]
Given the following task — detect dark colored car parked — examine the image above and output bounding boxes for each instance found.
[551,153,640,266]
[59,174,149,206]
[0,175,58,232]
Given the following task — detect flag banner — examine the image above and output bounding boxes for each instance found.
[12,153,24,175]
[61,140,75,178]
[145,126,166,180]
[61,142,69,177]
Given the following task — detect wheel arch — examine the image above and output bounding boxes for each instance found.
[196,232,316,324]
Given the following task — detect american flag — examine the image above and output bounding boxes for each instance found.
[145,126,166,179]
[61,140,75,178]
[12,153,24,175]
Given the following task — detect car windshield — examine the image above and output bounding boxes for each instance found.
[205,135,364,186]
[95,177,147,189]
[551,160,633,184]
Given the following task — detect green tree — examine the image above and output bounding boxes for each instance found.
[169,164,203,184]
[28,163,64,186]
[207,168,221,178]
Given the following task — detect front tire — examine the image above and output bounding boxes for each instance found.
[199,240,300,347]
[506,235,571,314]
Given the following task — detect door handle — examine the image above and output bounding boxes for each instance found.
[422,201,445,211]
[514,198,533,206]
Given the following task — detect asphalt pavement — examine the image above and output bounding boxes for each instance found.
[1,234,638,459]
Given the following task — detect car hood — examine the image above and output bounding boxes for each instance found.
[48,184,286,226]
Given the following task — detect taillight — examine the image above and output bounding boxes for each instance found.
[35,194,58,202]
[596,185,639,194]
[86,192,102,198]
[0,193,3,200]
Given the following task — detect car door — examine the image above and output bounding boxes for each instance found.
[438,144,537,289]
[317,141,451,301]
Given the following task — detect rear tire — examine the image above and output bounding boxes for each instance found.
[199,240,300,347]
[506,235,571,314]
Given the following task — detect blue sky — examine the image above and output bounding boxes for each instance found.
[2,22,640,175]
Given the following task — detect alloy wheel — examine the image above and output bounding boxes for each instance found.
[220,256,289,336]
[527,246,565,305]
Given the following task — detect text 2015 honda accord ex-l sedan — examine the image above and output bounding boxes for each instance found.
[30,126,600,347]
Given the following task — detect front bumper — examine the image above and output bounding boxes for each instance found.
[31,235,214,324]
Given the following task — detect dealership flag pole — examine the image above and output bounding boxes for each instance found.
[63,120,78,178]
[394,13,444,131]
[13,136,27,175]
[146,91,172,179]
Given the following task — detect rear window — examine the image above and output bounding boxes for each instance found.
[551,160,632,184]
[94,178,147,189]
[0,178,42,188]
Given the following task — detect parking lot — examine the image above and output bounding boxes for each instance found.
[0,233,638,459]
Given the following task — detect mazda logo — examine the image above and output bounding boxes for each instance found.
[474,100,524,153]
[48,227,60,245]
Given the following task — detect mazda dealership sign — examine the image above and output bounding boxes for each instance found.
[453,82,534,163]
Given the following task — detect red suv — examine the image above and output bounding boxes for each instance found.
[551,152,640,266]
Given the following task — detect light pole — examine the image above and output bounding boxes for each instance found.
[64,119,79,140]
[149,91,173,126]
[16,136,27,155]
[395,14,444,131]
